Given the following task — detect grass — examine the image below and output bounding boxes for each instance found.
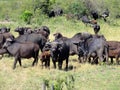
[0,16,120,90]
[0,57,120,90]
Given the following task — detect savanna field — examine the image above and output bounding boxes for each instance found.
[0,0,120,90]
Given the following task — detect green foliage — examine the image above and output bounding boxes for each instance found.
[67,1,87,16]
[21,10,33,24]
[0,0,119,23]
[33,0,56,15]
[42,74,75,90]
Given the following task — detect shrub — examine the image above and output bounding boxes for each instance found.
[21,10,33,24]
[66,0,87,20]
[42,74,75,90]
[33,0,56,16]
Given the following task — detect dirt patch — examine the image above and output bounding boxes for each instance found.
[0,20,14,24]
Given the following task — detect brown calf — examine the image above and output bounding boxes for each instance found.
[107,41,120,64]
[109,48,120,64]
[40,51,51,69]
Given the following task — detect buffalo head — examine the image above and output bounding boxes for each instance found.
[3,38,14,48]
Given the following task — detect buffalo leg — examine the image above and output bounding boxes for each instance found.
[87,53,91,63]
[97,50,104,63]
[78,56,81,63]
[35,56,38,65]
[45,61,47,68]
[18,58,22,66]
[41,61,44,69]
[32,58,36,66]
[66,58,68,70]
[58,61,63,70]
[52,60,56,69]
[65,58,68,70]
[13,58,18,69]
[116,56,119,65]
[32,56,38,66]
[98,55,104,64]
[33,51,39,66]
[92,57,98,64]
[78,56,84,63]
[110,57,113,64]
[46,59,50,69]
[48,59,50,69]
[88,57,91,63]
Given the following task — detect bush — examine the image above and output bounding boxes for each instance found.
[42,74,75,90]
[66,0,87,20]
[33,0,56,16]
[21,10,33,24]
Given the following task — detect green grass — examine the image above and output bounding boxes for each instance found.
[0,16,120,90]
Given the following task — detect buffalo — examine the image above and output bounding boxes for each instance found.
[0,32,14,49]
[14,27,32,35]
[48,8,63,17]
[53,32,93,56]
[15,26,50,39]
[44,40,70,70]
[91,10,99,20]
[34,26,50,39]
[81,15,91,26]
[74,35,108,64]
[0,27,10,33]
[15,33,47,52]
[2,38,39,69]
[53,32,77,55]
[108,48,120,64]
[39,50,51,69]
[101,9,109,22]
[92,24,100,35]
[107,41,120,64]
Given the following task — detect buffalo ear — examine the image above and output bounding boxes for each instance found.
[73,42,79,46]
[73,40,84,46]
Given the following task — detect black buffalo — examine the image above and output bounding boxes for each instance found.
[53,32,77,55]
[44,40,70,70]
[0,34,5,48]
[74,35,108,64]
[53,32,93,56]
[15,27,32,35]
[15,26,50,39]
[92,24,100,34]
[91,10,99,20]
[2,38,39,69]
[0,32,14,49]
[15,33,47,52]
[48,8,63,17]
[81,15,91,26]
[101,9,109,22]
[0,27,10,33]
[34,26,50,39]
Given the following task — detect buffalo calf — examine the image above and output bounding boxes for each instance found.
[109,48,120,64]
[39,50,51,69]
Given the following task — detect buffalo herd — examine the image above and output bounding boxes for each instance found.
[0,26,119,70]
